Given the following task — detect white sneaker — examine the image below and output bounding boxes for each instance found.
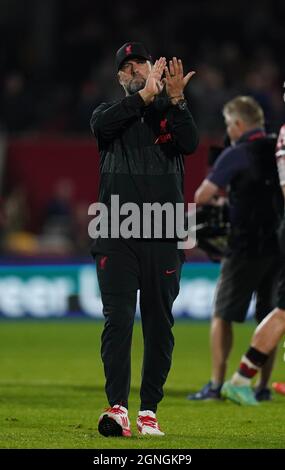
[98,404,131,437]
[137,410,165,436]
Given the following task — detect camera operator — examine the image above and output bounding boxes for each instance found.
[188,96,283,401]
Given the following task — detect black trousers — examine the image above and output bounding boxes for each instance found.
[92,237,184,412]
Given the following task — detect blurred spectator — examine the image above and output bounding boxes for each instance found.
[4,187,30,233]
[40,179,76,254]
[4,231,39,255]
[244,58,284,131]
[0,73,34,133]
[73,79,102,132]
[73,201,91,254]
[1,187,39,255]
[188,64,233,137]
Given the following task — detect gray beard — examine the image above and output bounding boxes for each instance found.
[126,77,146,95]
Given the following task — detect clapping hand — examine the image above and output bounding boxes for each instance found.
[164,57,195,103]
[139,57,166,104]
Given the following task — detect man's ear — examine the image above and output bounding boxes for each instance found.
[235,119,249,139]
[235,118,243,130]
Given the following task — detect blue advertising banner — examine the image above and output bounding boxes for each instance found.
[0,261,255,320]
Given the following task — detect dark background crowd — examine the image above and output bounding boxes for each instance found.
[0,0,284,137]
[0,0,284,257]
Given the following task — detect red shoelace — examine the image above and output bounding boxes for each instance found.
[105,406,126,415]
[138,416,160,429]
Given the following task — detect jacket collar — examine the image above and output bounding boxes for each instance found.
[236,128,266,144]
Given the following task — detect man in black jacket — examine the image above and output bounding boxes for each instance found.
[90,42,198,437]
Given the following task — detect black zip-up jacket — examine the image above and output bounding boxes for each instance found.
[90,92,199,239]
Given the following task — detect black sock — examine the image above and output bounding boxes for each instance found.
[140,404,157,413]
[245,346,269,368]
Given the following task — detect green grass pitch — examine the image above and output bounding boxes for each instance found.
[0,320,285,449]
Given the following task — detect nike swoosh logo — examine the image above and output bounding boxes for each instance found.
[166,269,176,275]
